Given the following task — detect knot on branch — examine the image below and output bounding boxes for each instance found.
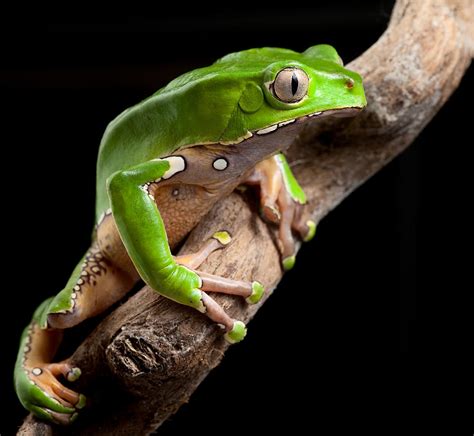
[104,309,225,396]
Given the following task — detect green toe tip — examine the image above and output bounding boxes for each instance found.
[70,412,79,423]
[67,367,82,382]
[246,281,265,304]
[282,255,296,271]
[304,220,317,242]
[213,231,232,246]
[76,394,87,410]
[224,321,247,344]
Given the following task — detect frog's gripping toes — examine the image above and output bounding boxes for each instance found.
[15,43,365,424]
[14,312,86,425]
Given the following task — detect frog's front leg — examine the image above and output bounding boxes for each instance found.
[244,153,316,270]
[107,157,264,344]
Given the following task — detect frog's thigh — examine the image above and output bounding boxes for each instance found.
[47,214,138,329]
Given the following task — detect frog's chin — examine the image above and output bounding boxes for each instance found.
[217,106,363,147]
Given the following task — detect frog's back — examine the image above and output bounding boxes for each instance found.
[95,46,337,219]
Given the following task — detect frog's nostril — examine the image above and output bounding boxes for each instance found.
[345,78,355,89]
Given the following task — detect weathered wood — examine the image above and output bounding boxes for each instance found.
[18,0,472,434]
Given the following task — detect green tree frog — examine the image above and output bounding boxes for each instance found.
[14,44,366,424]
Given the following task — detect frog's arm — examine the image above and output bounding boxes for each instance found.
[275,153,307,205]
[107,157,205,310]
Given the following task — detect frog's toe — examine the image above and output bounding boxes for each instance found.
[49,361,82,382]
[261,203,281,224]
[224,321,247,344]
[29,405,79,425]
[282,255,296,271]
[246,281,265,304]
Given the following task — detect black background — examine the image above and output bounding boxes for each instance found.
[0,2,472,434]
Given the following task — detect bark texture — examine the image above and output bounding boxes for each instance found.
[18,0,472,434]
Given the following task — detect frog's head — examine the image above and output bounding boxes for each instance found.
[213,44,366,145]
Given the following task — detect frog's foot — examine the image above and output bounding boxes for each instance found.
[277,189,317,270]
[18,361,85,425]
[15,315,87,425]
[175,232,264,343]
[176,232,265,306]
[196,271,265,343]
[244,154,316,271]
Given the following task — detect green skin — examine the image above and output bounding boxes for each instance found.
[14,44,366,424]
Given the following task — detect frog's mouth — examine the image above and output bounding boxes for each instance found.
[212,106,363,167]
[252,106,363,137]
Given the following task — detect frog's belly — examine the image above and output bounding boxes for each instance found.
[95,179,239,278]
[151,182,233,249]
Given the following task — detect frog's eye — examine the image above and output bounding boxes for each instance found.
[272,68,309,103]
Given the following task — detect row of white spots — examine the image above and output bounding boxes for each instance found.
[22,325,33,366]
[256,118,296,135]
[255,112,322,136]
[21,325,46,387]
[60,249,107,316]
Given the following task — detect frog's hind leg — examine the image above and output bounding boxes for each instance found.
[244,153,316,271]
[14,214,139,425]
[47,213,138,329]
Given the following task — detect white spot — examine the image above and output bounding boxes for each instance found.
[81,271,88,276]
[24,346,30,353]
[74,285,81,292]
[77,278,84,285]
[219,131,253,145]
[213,158,228,171]
[308,111,322,117]
[91,266,100,273]
[172,189,179,196]
[71,293,77,299]
[32,367,42,376]
[256,124,278,135]
[278,119,295,127]
[163,156,186,179]
[154,178,162,183]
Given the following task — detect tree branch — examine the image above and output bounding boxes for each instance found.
[18,0,472,434]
